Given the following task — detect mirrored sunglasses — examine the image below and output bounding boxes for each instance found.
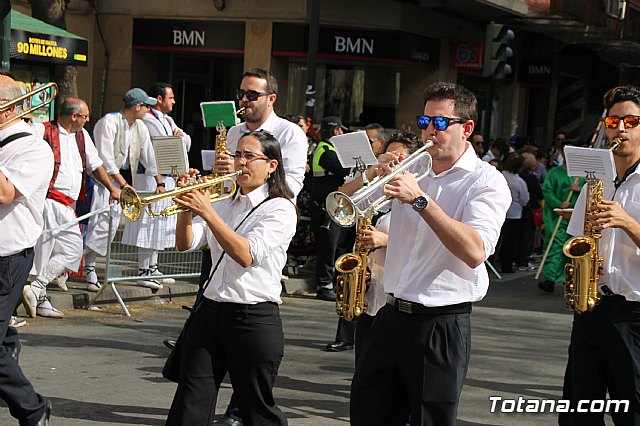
[603,115,640,129]
[235,89,271,102]
[416,115,468,131]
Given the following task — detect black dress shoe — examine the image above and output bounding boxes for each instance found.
[316,288,336,301]
[325,341,354,352]
[538,280,554,294]
[36,400,52,426]
[163,339,176,350]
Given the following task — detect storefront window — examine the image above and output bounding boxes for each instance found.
[286,62,398,129]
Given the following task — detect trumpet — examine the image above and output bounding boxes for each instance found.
[120,170,242,221]
[0,82,58,129]
[326,141,433,227]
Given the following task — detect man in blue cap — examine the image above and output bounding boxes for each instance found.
[83,88,166,291]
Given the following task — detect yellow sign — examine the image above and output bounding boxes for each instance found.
[16,37,68,60]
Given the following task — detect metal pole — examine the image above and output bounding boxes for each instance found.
[0,0,11,70]
[305,0,320,120]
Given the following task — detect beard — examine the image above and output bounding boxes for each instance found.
[240,101,267,124]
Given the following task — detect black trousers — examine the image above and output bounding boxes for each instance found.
[311,202,353,290]
[166,299,287,426]
[499,218,521,272]
[559,295,640,426]
[355,313,375,364]
[351,304,471,426]
[0,248,48,425]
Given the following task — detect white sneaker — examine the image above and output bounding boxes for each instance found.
[85,267,102,292]
[53,271,69,291]
[136,269,163,291]
[149,265,175,284]
[36,296,64,319]
[22,282,44,318]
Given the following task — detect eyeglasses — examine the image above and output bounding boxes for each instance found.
[603,115,640,129]
[231,151,269,163]
[235,89,271,102]
[76,113,90,120]
[369,138,382,144]
[416,115,468,131]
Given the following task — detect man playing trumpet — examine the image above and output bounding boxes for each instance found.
[350,82,511,426]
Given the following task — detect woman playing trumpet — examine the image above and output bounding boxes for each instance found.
[166,130,296,426]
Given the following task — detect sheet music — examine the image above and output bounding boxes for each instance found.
[200,101,237,127]
[201,149,216,172]
[330,131,378,168]
[564,146,616,181]
[152,136,188,175]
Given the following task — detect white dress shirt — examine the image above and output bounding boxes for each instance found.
[567,169,640,301]
[383,145,511,307]
[226,111,307,197]
[0,121,54,256]
[182,183,297,304]
[366,211,391,315]
[32,123,103,200]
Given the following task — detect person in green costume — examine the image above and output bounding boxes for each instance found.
[538,140,585,293]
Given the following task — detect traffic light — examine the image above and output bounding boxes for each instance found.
[483,22,515,79]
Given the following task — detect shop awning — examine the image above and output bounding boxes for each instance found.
[10,10,89,67]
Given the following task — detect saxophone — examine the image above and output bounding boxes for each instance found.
[211,121,228,196]
[334,214,371,321]
[562,137,621,313]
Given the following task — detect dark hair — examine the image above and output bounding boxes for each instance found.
[320,126,337,141]
[364,122,386,140]
[490,138,509,155]
[603,85,640,109]
[423,82,478,123]
[148,82,172,100]
[503,152,524,173]
[59,98,85,117]
[238,130,293,200]
[385,132,422,154]
[242,68,278,95]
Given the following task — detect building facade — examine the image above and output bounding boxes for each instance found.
[12,0,640,166]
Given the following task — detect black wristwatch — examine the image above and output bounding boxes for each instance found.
[412,193,430,212]
[157,182,166,188]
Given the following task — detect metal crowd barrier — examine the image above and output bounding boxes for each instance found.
[83,203,202,316]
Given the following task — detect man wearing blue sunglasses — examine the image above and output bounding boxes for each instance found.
[350,82,511,426]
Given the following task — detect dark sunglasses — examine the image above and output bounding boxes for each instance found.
[416,115,468,131]
[603,115,640,129]
[235,89,271,102]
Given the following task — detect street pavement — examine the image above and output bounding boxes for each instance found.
[0,270,612,425]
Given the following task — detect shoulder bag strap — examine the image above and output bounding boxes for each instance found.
[193,196,273,309]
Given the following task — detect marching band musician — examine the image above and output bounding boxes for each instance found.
[560,85,640,425]
[207,67,306,426]
[123,82,192,286]
[336,132,422,363]
[350,82,511,426]
[166,130,295,426]
[0,70,53,426]
[83,88,165,291]
[214,68,307,197]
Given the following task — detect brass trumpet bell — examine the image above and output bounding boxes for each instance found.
[120,170,242,221]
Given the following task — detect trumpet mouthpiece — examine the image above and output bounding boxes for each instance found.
[424,139,434,148]
[236,107,246,116]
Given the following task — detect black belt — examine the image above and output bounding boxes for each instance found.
[386,295,471,315]
[0,247,33,259]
